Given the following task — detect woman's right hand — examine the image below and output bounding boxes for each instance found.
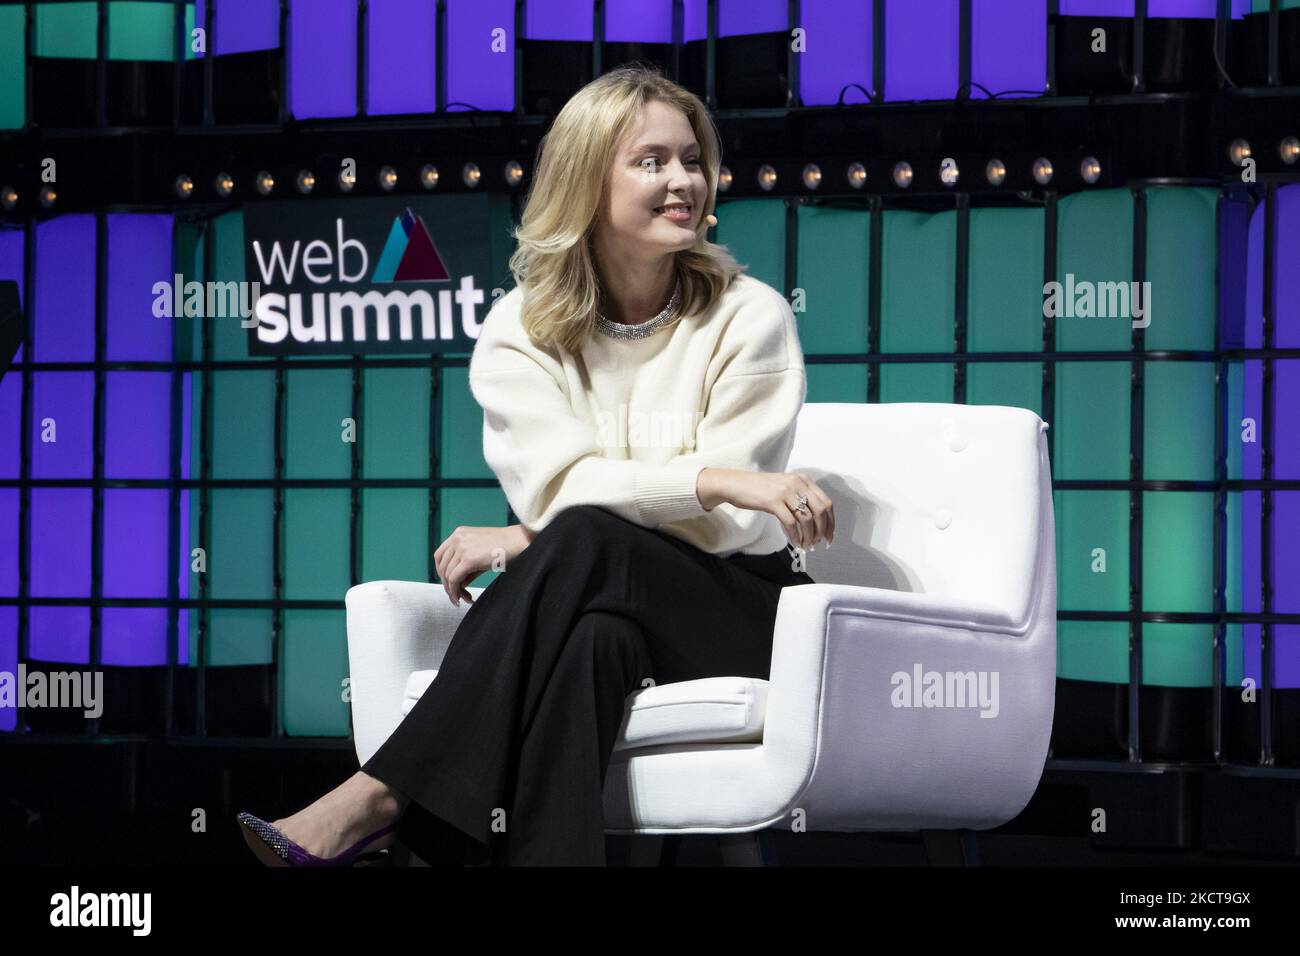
[433,524,532,607]
[696,467,835,551]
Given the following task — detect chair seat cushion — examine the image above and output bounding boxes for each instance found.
[399,670,769,750]
[400,669,440,714]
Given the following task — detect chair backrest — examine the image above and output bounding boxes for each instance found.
[786,402,1051,624]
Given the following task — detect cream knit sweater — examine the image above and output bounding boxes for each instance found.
[467,272,807,558]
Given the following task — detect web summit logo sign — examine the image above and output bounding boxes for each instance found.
[242,195,500,356]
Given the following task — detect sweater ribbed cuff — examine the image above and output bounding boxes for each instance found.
[633,462,710,526]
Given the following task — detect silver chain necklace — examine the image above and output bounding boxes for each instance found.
[594,282,682,340]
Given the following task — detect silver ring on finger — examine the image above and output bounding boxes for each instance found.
[794,492,810,514]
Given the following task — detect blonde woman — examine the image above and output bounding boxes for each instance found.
[238,63,834,867]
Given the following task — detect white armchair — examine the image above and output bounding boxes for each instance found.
[346,402,1057,865]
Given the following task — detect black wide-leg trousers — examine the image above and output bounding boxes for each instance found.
[359,504,815,866]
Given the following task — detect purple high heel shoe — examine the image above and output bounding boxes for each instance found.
[237,811,399,867]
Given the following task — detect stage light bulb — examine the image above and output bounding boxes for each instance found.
[174,175,194,199]
[1032,157,1054,185]
[718,166,733,192]
[39,186,57,208]
[421,164,439,190]
[757,165,777,191]
[505,160,524,187]
[462,163,481,187]
[214,172,234,198]
[1228,139,1251,166]
[846,163,867,189]
[985,158,1007,186]
[256,171,275,196]
[1280,137,1299,165]
[1080,156,1101,184]
[1,187,17,211]
[296,170,315,194]
[892,161,913,188]
[802,164,822,190]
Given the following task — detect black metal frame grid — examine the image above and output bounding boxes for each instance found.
[13,222,34,737]
[1,187,1298,772]
[0,0,1295,774]
[164,222,184,736]
[1211,186,1230,765]
[776,177,1300,777]
[197,214,211,735]
[1259,181,1278,765]
[1,0,1296,142]
[1128,186,1148,761]
[169,210,500,738]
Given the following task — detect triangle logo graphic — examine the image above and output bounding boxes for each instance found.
[371,209,449,283]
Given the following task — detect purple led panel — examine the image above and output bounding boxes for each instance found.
[107,214,172,362]
[0,488,14,597]
[0,607,13,731]
[719,0,785,37]
[0,488,13,709]
[1242,185,1300,687]
[446,0,514,111]
[109,214,177,665]
[34,216,94,362]
[102,490,171,665]
[178,370,192,666]
[1275,187,1300,352]
[972,0,1046,97]
[684,0,705,40]
[606,0,673,43]
[0,227,22,476]
[1058,0,1134,13]
[31,218,95,482]
[0,471,16,695]
[29,607,90,665]
[106,212,175,479]
[29,488,91,662]
[884,0,960,102]
[683,0,785,41]
[197,0,280,56]
[367,0,438,115]
[800,0,873,106]
[289,0,357,119]
[525,0,591,40]
[1154,0,1253,13]
[105,373,171,478]
[103,607,171,667]
[105,222,173,480]
[31,373,93,479]
[524,1,782,55]
[1147,0,1217,14]
[1242,493,1300,686]
[0,230,18,728]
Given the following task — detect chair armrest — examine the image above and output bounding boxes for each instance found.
[345,580,484,766]
[760,581,1056,831]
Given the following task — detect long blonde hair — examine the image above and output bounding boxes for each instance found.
[507,63,746,354]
